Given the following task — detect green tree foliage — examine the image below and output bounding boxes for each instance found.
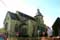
[0,28,6,33]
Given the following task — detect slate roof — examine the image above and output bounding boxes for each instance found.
[16,11,35,21]
[52,17,60,36]
[52,17,60,29]
[8,11,20,20]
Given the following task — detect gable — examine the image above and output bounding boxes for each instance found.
[52,17,60,29]
[4,12,11,24]
[8,11,20,21]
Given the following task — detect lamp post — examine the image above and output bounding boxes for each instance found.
[38,30,40,40]
[16,32,19,40]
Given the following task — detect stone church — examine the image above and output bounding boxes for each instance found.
[4,9,47,37]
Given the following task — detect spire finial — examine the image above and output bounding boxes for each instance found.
[36,9,43,17]
[37,9,40,13]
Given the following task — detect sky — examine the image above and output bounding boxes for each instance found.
[0,0,60,29]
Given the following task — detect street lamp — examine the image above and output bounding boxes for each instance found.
[16,32,19,40]
[38,30,40,36]
[38,30,40,40]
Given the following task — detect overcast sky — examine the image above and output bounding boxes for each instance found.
[0,0,60,28]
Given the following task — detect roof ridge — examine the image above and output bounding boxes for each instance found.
[16,11,35,19]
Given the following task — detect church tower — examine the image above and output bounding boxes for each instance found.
[35,9,44,25]
[34,9,46,36]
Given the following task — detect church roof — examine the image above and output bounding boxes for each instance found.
[8,11,20,20]
[16,11,35,21]
[36,9,43,17]
[52,17,60,29]
[6,11,36,21]
[52,17,60,36]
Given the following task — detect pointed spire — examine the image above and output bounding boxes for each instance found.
[36,9,43,17]
[37,9,40,14]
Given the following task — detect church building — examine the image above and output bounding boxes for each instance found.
[4,9,47,37]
